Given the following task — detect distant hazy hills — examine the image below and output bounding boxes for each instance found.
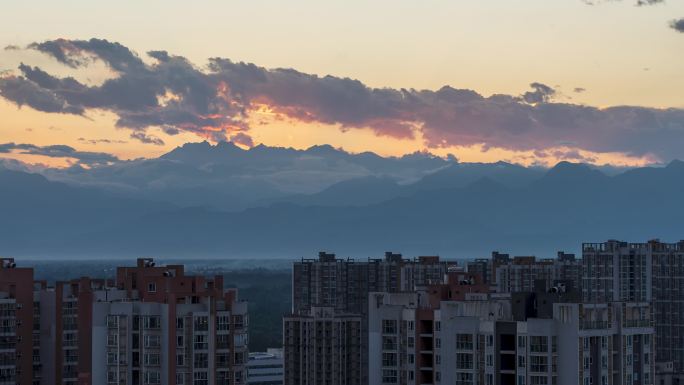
[1,142,683,259]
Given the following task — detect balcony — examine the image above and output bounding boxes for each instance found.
[623,319,651,328]
[580,320,611,330]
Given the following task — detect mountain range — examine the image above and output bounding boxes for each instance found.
[1,142,682,259]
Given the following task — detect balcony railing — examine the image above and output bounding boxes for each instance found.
[580,321,611,330]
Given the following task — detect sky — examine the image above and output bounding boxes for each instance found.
[0,0,683,168]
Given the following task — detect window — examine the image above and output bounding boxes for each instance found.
[194,353,208,369]
[435,321,441,332]
[518,336,526,349]
[144,370,160,385]
[530,356,548,373]
[456,372,473,385]
[194,334,208,350]
[530,376,548,385]
[176,373,185,385]
[383,336,397,350]
[107,315,119,328]
[107,352,120,365]
[216,353,230,368]
[148,282,156,293]
[144,335,160,348]
[194,316,208,331]
[107,369,119,384]
[216,315,230,331]
[143,316,160,330]
[382,369,398,384]
[435,354,441,365]
[519,375,526,385]
[144,353,160,366]
[456,353,473,369]
[176,317,184,329]
[193,372,208,385]
[383,320,397,334]
[456,334,473,350]
[216,334,230,349]
[530,336,548,353]
[407,336,414,348]
[435,338,441,349]
[177,354,184,366]
[177,335,184,347]
[216,371,231,385]
[518,355,526,368]
[107,334,118,346]
[487,354,493,367]
[487,334,494,347]
[382,352,397,367]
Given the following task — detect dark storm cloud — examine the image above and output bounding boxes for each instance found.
[1,38,683,161]
[0,143,119,165]
[671,18,684,33]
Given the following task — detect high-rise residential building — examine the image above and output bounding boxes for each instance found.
[466,252,582,294]
[247,348,284,385]
[0,258,248,385]
[0,257,36,385]
[283,307,362,385]
[90,258,249,385]
[369,276,655,385]
[494,255,582,294]
[583,239,684,384]
[285,252,454,385]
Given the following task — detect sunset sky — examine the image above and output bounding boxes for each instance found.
[1,0,683,168]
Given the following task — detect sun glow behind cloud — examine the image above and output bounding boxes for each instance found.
[0,31,682,169]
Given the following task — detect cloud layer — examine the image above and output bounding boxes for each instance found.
[0,142,119,166]
[1,38,683,161]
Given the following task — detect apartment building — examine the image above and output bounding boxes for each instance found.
[0,258,248,385]
[0,257,35,385]
[369,278,655,385]
[583,240,684,384]
[283,307,362,385]
[495,254,582,294]
[286,252,454,385]
[92,258,249,385]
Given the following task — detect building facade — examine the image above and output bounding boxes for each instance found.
[286,252,454,385]
[583,240,684,384]
[283,307,362,385]
[369,278,655,385]
[0,258,248,385]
